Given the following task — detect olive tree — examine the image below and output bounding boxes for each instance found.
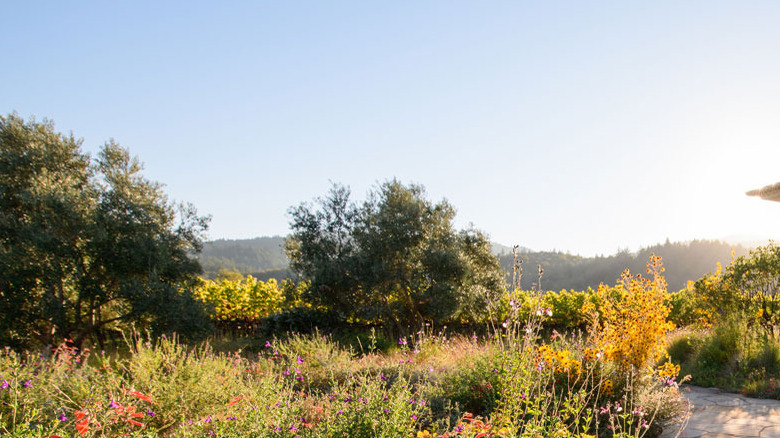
[285,180,505,331]
[0,113,211,348]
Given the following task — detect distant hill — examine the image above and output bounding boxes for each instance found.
[198,236,749,290]
[490,243,532,256]
[199,237,527,279]
[499,239,749,292]
[198,236,288,279]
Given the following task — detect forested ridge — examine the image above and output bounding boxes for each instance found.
[201,236,748,291]
[198,236,289,278]
[499,239,750,291]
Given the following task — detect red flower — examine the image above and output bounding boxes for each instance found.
[228,395,243,407]
[76,419,89,435]
[129,391,155,403]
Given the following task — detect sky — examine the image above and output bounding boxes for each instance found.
[2,1,780,256]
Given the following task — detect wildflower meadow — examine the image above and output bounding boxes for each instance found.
[0,256,692,438]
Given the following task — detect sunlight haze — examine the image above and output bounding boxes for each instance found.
[3,1,780,256]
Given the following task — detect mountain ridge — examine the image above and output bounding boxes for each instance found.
[198,236,750,291]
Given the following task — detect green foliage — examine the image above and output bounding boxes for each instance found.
[667,244,780,393]
[697,325,739,370]
[669,242,780,333]
[723,242,780,332]
[666,331,703,366]
[433,350,501,418]
[0,113,211,348]
[668,287,706,328]
[285,180,505,329]
[490,289,599,330]
[668,314,780,394]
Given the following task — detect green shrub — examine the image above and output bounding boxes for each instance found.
[748,340,780,375]
[697,324,738,367]
[430,349,501,419]
[667,330,703,366]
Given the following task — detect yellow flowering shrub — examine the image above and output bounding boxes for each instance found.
[193,276,303,322]
[656,362,680,381]
[602,379,613,395]
[668,263,722,328]
[535,345,582,378]
[595,254,675,370]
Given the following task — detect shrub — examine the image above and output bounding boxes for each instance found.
[594,255,675,370]
[492,288,599,330]
[666,330,703,366]
[193,276,300,323]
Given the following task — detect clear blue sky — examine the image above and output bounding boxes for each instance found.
[3,1,780,256]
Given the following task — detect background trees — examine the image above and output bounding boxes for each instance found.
[0,114,211,348]
[285,180,505,330]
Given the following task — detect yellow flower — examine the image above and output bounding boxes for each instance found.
[657,362,680,380]
[595,255,675,370]
[602,379,613,395]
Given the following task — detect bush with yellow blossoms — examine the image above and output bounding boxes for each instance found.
[594,254,675,370]
[193,276,308,325]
